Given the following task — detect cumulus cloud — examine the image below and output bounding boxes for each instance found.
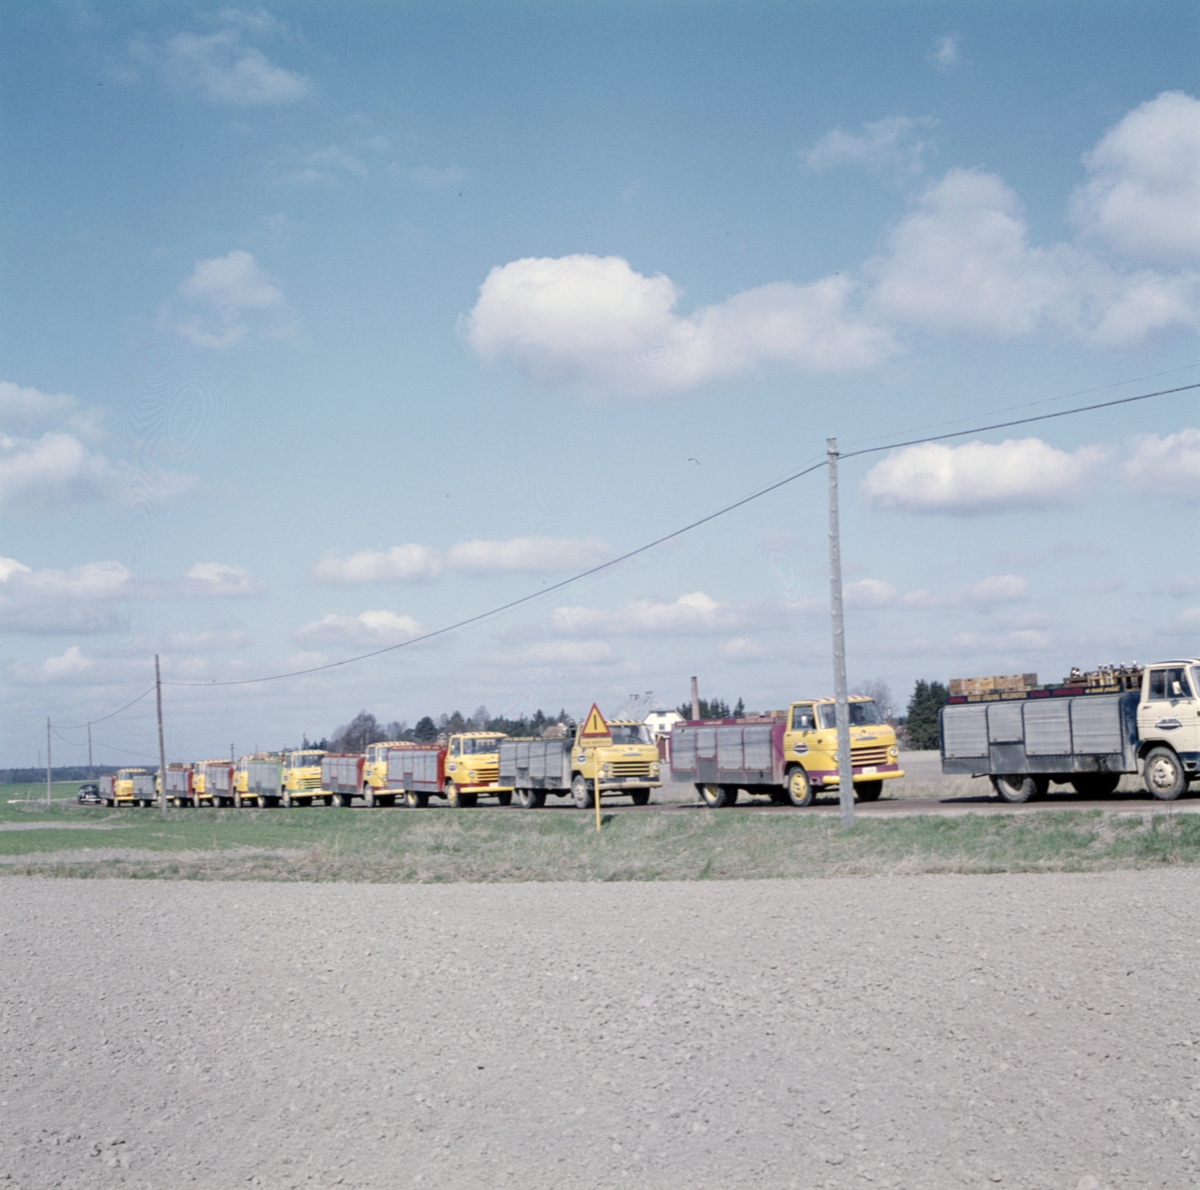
[315,537,613,581]
[806,116,936,175]
[161,250,292,349]
[930,35,960,69]
[9,645,97,685]
[847,573,1028,610]
[862,437,1108,514]
[182,562,262,596]
[0,431,126,516]
[1122,428,1200,500]
[0,558,133,633]
[551,591,745,637]
[131,15,309,106]
[1072,92,1200,263]
[295,610,425,646]
[463,255,894,396]
[315,544,443,584]
[446,536,611,573]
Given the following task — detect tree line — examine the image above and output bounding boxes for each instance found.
[305,706,572,753]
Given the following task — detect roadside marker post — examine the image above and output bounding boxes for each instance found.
[827,438,855,831]
[580,703,611,832]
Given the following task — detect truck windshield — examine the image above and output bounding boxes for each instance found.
[1192,667,1200,699]
[817,701,885,730]
[290,753,322,768]
[459,737,501,755]
[610,724,651,744]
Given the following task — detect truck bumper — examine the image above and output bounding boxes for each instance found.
[813,765,903,787]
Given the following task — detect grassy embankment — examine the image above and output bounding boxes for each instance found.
[1,790,1197,881]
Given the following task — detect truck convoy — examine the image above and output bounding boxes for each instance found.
[940,659,1200,801]
[383,731,512,807]
[669,696,902,806]
[498,713,662,808]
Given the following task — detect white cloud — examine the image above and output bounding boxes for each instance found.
[950,629,1053,652]
[1072,92,1200,263]
[959,574,1029,605]
[930,35,960,69]
[132,19,309,106]
[295,610,425,647]
[1122,428,1200,500]
[183,562,262,596]
[845,578,898,608]
[315,544,443,584]
[164,250,292,349]
[846,573,1027,609]
[0,558,132,634]
[862,437,1108,515]
[446,536,611,574]
[806,116,936,175]
[0,380,92,434]
[868,168,1199,345]
[551,591,743,637]
[0,431,125,516]
[524,640,617,665]
[463,254,894,395]
[10,646,97,685]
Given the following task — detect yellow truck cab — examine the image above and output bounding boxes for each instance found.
[783,697,902,805]
[281,750,327,807]
[114,767,156,807]
[443,732,512,807]
[568,720,662,808]
[363,741,409,804]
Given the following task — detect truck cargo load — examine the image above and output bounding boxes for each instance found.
[196,761,234,807]
[236,757,281,807]
[322,753,367,807]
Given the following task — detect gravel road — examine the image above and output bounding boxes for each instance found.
[3,872,1199,1190]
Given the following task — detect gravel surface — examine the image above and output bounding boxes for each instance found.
[3,872,1199,1190]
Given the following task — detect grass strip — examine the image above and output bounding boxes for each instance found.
[0,797,1197,882]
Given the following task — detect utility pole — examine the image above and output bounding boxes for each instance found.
[827,438,855,830]
[46,718,52,806]
[87,722,93,780]
[155,654,168,819]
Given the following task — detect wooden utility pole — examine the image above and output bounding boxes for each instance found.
[46,718,52,806]
[87,722,93,780]
[827,438,855,830]
[155,654,168,819]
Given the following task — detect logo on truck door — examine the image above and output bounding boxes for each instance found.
[1154,718,1182,731]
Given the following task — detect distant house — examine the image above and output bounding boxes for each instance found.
[643,709,683,738]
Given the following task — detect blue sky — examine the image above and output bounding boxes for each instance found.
[2,1,1198,767]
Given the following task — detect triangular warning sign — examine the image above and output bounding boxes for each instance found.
[580,703,611,738]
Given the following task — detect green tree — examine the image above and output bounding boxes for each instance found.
[904,680,948,750]
[676,697,736,720]
[413,716,438,743]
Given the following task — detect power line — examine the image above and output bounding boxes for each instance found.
[22,375,1160,701]
[56,687,156,731]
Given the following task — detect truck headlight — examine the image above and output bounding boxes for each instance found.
[466,770,476,783]
[650,762,660,775]
[888,746,898,760]
[601,763,611,777]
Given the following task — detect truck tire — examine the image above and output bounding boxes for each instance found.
[444,781,463,807]
[630,788,651,806]
[785,767,816,808]
[698,782,733,808]
[991,774,1047,803]
[495,790,513,807]
[331,791,351,808]
[515,787,541,809]
[571,775,594,809]
[856,780,883,802]
[1070,773,1120,797]
[281,791,294,808]
[1143,748,1187,800]
[362,786,377,808]
[405,789,429,809]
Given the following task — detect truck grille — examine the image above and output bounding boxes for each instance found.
[611,761,653,778]
[293,773,322,790]
[469,766,499,784]
[852,746,889,767]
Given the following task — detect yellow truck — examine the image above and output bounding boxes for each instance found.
[383,732,513,807]
[498,715,662,809]
[362,741,410,806]
[669,697,903,806]
[234,754,283,807]
[103,768,156,807]
[280,749,327,807]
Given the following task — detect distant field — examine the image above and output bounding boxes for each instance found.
[1,788,1196,882]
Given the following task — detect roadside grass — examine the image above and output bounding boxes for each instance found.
[1,795,1198,882]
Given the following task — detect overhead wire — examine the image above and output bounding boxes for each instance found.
[163,377,1200,690]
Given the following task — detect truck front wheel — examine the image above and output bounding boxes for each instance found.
[1144,748,1187,800]
[856,780,883,802]
[786,768,815,807]
[991,774,1047,803]
[444,781,463,808]
[571,775,594,809]
[630,789,651,806]
[362,784,377,808]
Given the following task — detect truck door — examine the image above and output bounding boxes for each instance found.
[787,703,818,765]
[1138,665,1200,755]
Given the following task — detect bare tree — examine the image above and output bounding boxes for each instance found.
[471,705,491,730]
[851,679,894,719]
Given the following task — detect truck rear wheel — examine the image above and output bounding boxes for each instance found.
[1144,748,1186,800]
[856,780,883,802]
[331,791,351,808]
[571,775,594,809]
[786,768,815,808]
[698,782,730,808]
[496,790,513,806]
[362,785,377,808]
[405,789,429,809]
[1070,773,1120,797]
[516,788,546,809]
[991,774,1047,803]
